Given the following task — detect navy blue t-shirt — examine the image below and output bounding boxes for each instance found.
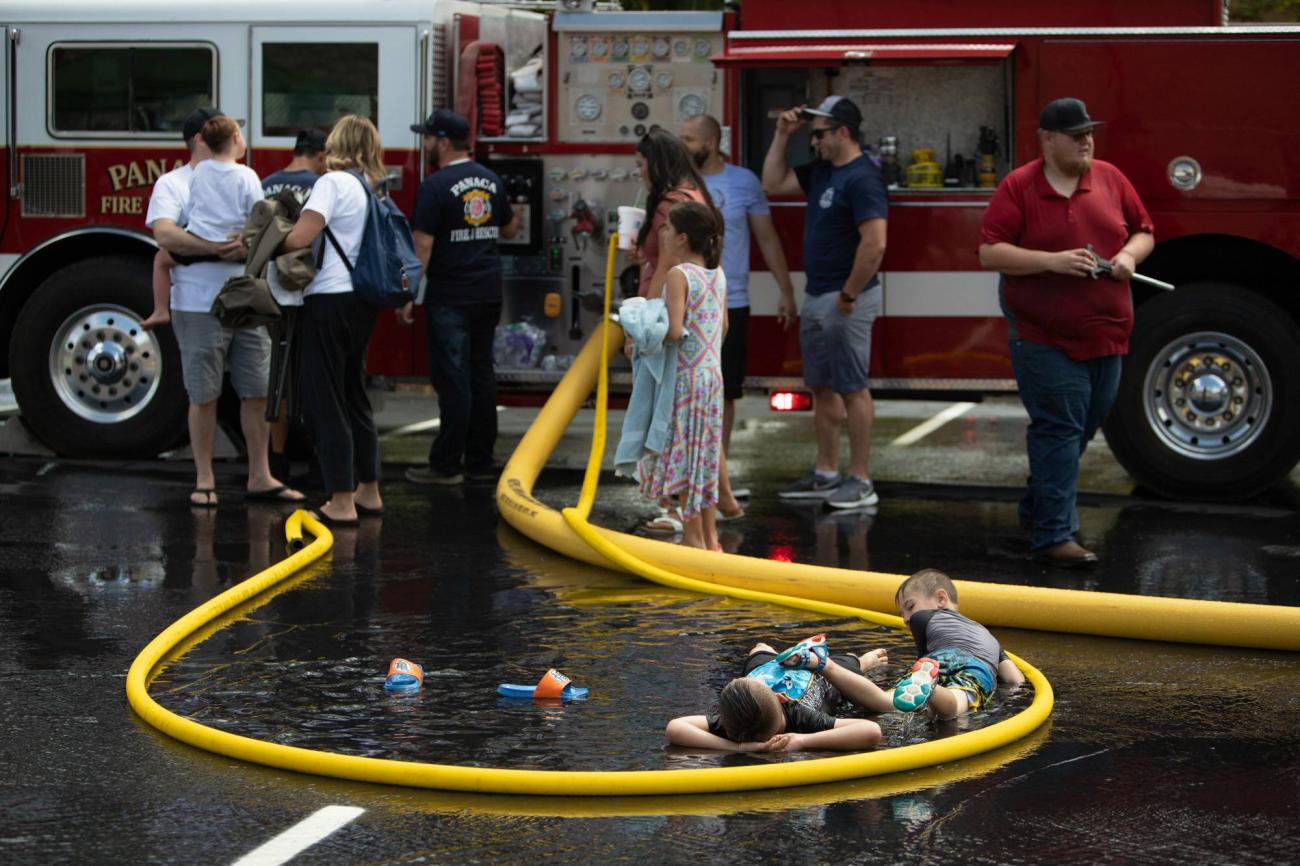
[412,160,512,306]
[261,169,319,204]
[794,156,889,296]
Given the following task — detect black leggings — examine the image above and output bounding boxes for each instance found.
[299,292,380,493]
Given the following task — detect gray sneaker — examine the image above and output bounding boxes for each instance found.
[779,469,843,499]
[826,476,879,509]
[405,465,464,485]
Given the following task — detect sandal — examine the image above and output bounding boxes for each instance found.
[190,488,218,508]
[246,484,304,502]
[892,657,941,712]
[717,505,745,522]
[774,634,829,672]
[355,503,384,517]
[308,507,359,527]
[643,509,683,535]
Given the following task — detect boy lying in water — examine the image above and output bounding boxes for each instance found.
[665,639,888,752]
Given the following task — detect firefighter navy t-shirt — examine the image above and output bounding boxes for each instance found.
[261,169,319,205]
[794,155,888,296]
[412,159,511,306]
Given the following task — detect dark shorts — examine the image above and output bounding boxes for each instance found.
[721,305,750,401]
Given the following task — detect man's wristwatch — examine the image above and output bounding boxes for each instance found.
[839,290,856,304]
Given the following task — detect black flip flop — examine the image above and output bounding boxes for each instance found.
[308,507,360,527]
[190,488,218,508]
[246,484,304,502]
[355,503,384,517]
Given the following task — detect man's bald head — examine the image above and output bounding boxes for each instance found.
[680,114,722,168]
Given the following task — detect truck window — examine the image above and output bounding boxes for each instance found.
[261,43,379,137]
[49,44,216,137]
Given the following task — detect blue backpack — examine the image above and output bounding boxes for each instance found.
[322,169,422,308]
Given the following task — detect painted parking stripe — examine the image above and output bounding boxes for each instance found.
[889,402,976,447]
[230,805,365,866]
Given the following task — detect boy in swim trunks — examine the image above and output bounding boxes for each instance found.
[665,641,888,752]
[780,569,1025,719]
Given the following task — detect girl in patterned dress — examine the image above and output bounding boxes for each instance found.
[638,201,728,550]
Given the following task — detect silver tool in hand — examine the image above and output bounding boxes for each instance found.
[1085,243,1175,291]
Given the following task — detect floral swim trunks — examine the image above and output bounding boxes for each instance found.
[931,648,997,712]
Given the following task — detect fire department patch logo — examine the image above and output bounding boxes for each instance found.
[819,187,835,209]
[463,190,493,226]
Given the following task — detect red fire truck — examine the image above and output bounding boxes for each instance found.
[2,0,1299,500]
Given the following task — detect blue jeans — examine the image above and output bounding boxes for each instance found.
[1009,339,1122,551]
[425,302,501,474]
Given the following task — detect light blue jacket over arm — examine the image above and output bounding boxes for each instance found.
[614,298,678,476]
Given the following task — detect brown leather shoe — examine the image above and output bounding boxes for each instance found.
[1032,540,1099,567]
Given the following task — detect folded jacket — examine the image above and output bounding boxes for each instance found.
[614,298,678,475]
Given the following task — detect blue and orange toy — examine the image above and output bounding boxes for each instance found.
[384,657,424,693]
[497,668,588,701]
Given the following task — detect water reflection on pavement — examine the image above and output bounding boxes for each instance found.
[1,457,1298,865]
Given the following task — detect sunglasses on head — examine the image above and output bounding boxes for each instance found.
[810,125,843,141]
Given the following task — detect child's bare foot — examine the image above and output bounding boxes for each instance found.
[857,648,888,671]
[140,310,170,331]
[749,642,776,655]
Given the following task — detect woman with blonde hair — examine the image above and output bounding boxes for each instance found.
[283,114,387,525]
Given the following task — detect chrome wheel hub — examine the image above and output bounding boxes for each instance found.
[49,306,162,423]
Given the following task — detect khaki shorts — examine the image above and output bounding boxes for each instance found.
[171,310,271,405]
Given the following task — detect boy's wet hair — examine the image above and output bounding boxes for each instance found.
[718,678,781,743]
[895,568,959,606]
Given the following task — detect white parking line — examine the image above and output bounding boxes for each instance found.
[383,405,506,438]
[889,402,976,447]
[230,805,365,866]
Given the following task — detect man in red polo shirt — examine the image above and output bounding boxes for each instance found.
[978,97,1154,567]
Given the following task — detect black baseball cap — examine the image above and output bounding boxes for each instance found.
[411,109,470,140]
[800,95,863,131]
[294,128,328,153]
[1039,97,1104,133]
[181,107,221,142]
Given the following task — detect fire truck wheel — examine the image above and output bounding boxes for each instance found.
[1103,283,1300,500]
[9,256,188,458]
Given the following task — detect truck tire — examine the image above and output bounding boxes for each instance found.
[1103,283,1300,500]
[9,256,188,457]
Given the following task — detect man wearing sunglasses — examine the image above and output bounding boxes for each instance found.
[978,97,1154,567]
[763,96,889,510]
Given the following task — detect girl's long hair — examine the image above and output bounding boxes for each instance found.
[324,115,385,187]
[667,200,723,270]
[635,126,716,248]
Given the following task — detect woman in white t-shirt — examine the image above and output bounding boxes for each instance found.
[282,115,386,525]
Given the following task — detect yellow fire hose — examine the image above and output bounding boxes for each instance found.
[125,234,1055,798]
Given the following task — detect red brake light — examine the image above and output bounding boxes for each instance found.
[769,391,812,412]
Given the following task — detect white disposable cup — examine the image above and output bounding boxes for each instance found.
[617,206,646,250]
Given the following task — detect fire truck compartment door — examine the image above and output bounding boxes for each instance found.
[711,41,1016,68]
[250,25,419,150]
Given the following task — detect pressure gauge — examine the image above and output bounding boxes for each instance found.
[630,101,650,120]
[631,36,650,56]
[589,39,608,59]
[678,93,706,119]
[611,38,629,57]
[653,37,671,58]
[674,39,689,57]
[574,94,602,122]
[570,37,587,60]
[607,71,625,88]
[628,67,652,92]
[656,71,674,90]
[694,38,712,59]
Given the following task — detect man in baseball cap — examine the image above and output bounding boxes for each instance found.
[763,92,889,510]
[978,96,1152,567]
[799,95,864,134]
[180,107,245,147]
[411,108,471,142]
[1037,97,1104,134]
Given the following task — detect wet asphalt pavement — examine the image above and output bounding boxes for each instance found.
[2,395,1300,865]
